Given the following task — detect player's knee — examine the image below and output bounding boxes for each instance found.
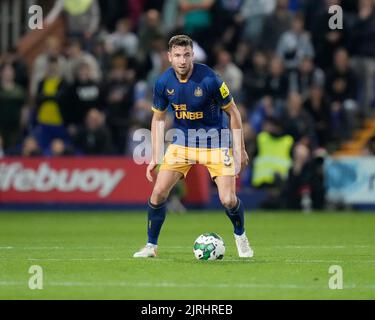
[151,187,170,204]
[220,193,237,209]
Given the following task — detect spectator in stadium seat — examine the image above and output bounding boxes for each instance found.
[34,57,69,151]
[233,41,253,73]
[280,92,316,144]
[178,0,215,50]
[282,142,313,210]
[144,36,170,87]
[261,0,293,53]
[326,49,358,105]
[264,56,289,103]
[46,0,101,50]
[137,9,166,65]
[276,12,315,71]
[105,18,139,58]
[243,50,268,107]
[20,136,42,157]
[127,0,149,29]
[252,116,294,187]
[131,80,153,127]
[289,57,325,101]
[240,0,276,47]
[312,0,348,70]
[103,55,136,154]
[45,138,75,156]
[282,145,327,210]
[73,108,114,155]
[99,0,126,31]
[301,0,325,33]
[162,0,181,35]
[64,39,101,84]
[214,49,243,101]
[349,0,375,115]
[304,86,331,148]
[251,116,294,209]
[329,101,352,142]
[209,0,244,52]
[326,48,358,135]
[0,64,26,151]
[363,135,375,156]
[91,38,112,77]
[30,37,67,98]
[0,47,29,90]
[144,0,165,12]
[64,61,103,137]
[249,96,280,134]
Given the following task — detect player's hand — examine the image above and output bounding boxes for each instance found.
[146,161,158,183]
[234,148,249,178]
[238,149,249,176]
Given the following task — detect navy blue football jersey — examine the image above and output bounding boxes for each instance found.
[152,63,234,148]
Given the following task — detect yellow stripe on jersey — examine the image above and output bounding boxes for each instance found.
[221,98,234,110]
[151,106,167,114]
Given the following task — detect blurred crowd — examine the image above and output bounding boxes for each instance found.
[1,0,375,208]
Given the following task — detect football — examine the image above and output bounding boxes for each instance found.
[193,232,225,260]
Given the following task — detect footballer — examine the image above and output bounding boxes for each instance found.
[133,35,253,258]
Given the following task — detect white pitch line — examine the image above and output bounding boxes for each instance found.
[0,280,374,290]
[273,245,370,249]
[0,257,374,264]
[0,246,115,250]
[25,258,175,262]
[285,259,375,264]
[0,245,370,250]
[219,258,375,263]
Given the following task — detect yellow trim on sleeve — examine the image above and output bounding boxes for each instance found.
[152,106,167,114]
[221,99,234,111]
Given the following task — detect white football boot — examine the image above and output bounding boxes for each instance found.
[234,232,254,258]
[133,243,157,258]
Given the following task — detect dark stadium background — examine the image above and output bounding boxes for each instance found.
[0,0,375,302]
[0,0,374,211]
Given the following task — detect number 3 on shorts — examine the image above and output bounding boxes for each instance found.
[222,148,232,167]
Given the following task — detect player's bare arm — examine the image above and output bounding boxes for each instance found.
[223,101,249,174]
[147,110,167,183]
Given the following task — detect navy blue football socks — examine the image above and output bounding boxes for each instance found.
[225,198,245,236]
[147,197,244,244]
[147,199,167,245]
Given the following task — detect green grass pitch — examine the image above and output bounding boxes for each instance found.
[0,210,374,299]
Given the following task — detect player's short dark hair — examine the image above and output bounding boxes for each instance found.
[168,35,193,51]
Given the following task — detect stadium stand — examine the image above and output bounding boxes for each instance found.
[1,0,375,210]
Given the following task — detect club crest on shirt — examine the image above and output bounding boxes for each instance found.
[194,87,203,97]
[167,89,175,95]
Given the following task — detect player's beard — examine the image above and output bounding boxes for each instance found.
[176,63,192,78]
